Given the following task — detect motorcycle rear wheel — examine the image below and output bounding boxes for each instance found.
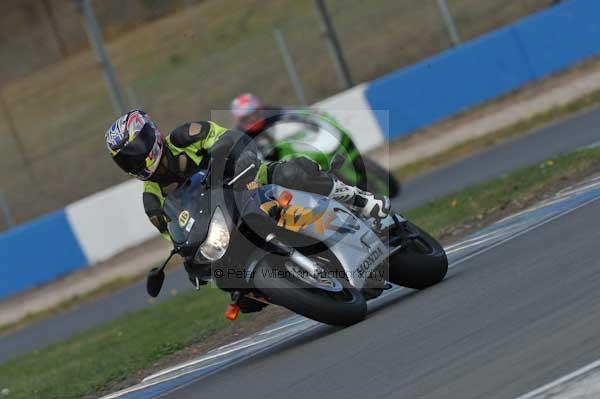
[253,256,367,326]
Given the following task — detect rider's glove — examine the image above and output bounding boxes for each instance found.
[233,150,259,190]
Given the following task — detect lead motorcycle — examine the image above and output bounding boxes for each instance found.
[147,158,447,326]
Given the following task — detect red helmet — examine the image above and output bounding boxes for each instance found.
[230,93,265,134]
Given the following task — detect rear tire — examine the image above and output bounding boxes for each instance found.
[253,256,367,326]
[388,223,448,289]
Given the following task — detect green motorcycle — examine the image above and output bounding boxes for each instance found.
[256,111,400,197]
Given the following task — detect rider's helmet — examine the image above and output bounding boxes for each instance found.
[230,93,265,135]
[105,110,163,181]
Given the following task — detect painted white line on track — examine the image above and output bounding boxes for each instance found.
[450,194,600,269]
[514,359,600,399]
[142,318,310,382]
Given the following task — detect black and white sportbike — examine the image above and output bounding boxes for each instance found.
[147,159,447,326]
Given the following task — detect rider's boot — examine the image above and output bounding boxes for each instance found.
[329,179,391,219]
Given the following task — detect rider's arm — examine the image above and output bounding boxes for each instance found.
[169,121,228,154]
[171,121,268,184]
[143,182,170,241]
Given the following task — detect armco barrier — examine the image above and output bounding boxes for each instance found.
[0,210,88,299]
[312,84,386,152]
[66,179,158,265]
[364,0,600,140]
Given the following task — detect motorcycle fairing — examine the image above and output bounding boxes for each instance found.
[254,184,387,289]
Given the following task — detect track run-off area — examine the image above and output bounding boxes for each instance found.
[101,169,600,398]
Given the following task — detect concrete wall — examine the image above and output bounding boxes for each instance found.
[1,0,599,300]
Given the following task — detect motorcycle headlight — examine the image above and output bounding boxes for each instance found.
[196,207,230,262]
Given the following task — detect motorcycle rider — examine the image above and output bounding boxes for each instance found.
[231,93,374,190]
[230,93,284,136]
[105,110,390,306]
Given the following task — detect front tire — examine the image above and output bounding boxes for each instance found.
[253,256,367,326]
[388,222,448,289]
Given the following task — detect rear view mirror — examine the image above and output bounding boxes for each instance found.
[146,247,180,298]
[146,267,165,298]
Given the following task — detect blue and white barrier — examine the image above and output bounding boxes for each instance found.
[65,180,157,265]
[0,180,158,301]
[1,0,599,301]
[312,84,386,152]
[0,210,88,299]
[362,0,600,140]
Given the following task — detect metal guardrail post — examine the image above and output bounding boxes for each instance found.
[0,191,15,228]
[313,0,354,89]
[436,0,462,46]
[273,28,307,106]
[78,0,126,115]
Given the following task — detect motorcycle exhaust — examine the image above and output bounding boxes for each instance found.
[265,233,321,276]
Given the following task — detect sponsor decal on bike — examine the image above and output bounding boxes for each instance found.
[277,205,326,232]
[259,200,278,214]
[259,200,359,235]
[185,217,195,232]
[178,210,190,227]
[356,246,384,277]
[246,181,262,191]
[260,201,327,233]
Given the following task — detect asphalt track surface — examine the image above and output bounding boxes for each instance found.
[158,189,600,399]
[1,106,599,363]
[398,106,600,211]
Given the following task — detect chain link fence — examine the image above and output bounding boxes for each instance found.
[0,0,555,230]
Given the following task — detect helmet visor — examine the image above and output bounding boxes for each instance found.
[113,124,161,179]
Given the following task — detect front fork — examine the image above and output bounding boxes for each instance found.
[224,232,324,321]
[372,213,415,250]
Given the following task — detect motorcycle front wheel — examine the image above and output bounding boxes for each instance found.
[253,256,367,326]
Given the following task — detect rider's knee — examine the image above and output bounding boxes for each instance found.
[270,156,332,194]
[270,159,305,189]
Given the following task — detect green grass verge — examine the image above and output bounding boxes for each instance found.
[0,288,241,399]
[404,147,600,237]
[2,147,600,399]
[395,88,600,181]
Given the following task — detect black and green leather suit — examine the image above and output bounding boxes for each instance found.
[143,120,335,239]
